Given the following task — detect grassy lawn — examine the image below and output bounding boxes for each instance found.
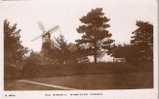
[30,72,152,90]
[4,62,153,90]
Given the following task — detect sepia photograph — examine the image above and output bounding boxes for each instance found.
[0,0,157,92]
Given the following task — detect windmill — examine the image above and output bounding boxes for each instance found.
[31,22,60,56]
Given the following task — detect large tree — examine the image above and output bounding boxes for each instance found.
[4,19,28,68]
[131,21,153,62]
[76,8,114,63]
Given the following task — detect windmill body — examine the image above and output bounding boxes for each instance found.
[42,32,51,43]
[41,32,52,56]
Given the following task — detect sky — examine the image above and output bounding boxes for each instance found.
[0,0,157,54]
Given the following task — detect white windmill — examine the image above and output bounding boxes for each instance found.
[31,22,60,56]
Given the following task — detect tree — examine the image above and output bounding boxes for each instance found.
[76,8,114,63]
[4,19,28,79]
[4,19,28,68]
[131,21,153,62]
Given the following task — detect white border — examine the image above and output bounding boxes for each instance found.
[0,0,158,99]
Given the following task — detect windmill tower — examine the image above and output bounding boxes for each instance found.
[31,22,59,56]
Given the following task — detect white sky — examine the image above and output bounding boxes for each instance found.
[0,0,157,52]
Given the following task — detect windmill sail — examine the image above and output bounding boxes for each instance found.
[38,21,46,33]
[31,34,44,41]
[47,25,59,33]
[31,25,60,42]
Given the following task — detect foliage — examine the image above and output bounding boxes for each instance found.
[47,35,78,64]
[24,51,42,65]
[4,19,28,68]
[131,21,153,62]
[4,19,28,80]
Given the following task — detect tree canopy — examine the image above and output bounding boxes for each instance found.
[76,8,114,63]
[131,21,153,62]
[4,19,28,68]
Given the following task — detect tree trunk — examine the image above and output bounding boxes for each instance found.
[94,41,98,64]
[94,54,97,64]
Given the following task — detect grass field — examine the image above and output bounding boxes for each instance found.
[4,62,153,90]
